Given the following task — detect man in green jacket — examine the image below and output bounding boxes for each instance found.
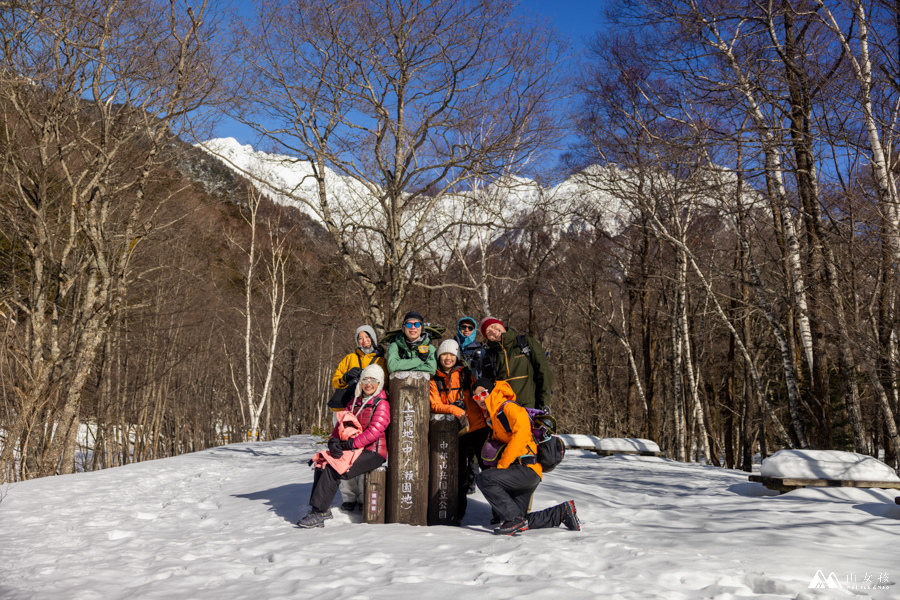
[479,317,552,410]
[387,311,437,374]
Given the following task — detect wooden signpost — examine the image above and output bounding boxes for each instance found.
[364,466,386,524]
[428,414,458,525]
[386,372,430,526]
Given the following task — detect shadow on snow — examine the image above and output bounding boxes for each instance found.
[234,482,313,524]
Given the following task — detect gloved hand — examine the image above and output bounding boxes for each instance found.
[343,367,362,383]
[340,439,355,451]
[451,400,466,410]
[327,436,343,458]
[457,413,470,437]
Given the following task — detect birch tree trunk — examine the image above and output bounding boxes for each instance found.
[609,297,649,420]
[773,0,865,451]
[813,0,900,262]
[670,283,688,462]
[694,9,815,378]
[231,186,291,442]
[676,248,711,463]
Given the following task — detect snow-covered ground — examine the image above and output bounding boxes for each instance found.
[1,436,898,599]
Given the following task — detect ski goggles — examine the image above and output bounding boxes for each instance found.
[360,377,379,385]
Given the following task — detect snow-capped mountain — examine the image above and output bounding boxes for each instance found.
[196,137,630,244]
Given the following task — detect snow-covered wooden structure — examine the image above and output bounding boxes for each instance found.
[750,450,900,494]
[593,437,665,458]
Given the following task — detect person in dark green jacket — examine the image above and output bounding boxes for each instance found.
[387,311,437,374]
[479,317,552,410]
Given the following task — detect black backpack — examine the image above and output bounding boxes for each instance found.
[494,400,565,473]
[328,354,364,410]
[536,434,566,473]
[434,367,474,396]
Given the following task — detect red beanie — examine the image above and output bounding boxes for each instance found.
[479,317,503,338]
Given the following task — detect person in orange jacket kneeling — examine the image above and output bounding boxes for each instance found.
[471,378,580,536]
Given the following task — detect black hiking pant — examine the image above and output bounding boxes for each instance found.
[476,463,565,530]
[309,450,385,512]
[458,427,489,518]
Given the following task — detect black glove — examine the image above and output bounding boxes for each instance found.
[340,439,355,451]
[327,436,343,458]
[343,367,362,383]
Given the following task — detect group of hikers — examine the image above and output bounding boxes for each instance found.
[298,311,580,536]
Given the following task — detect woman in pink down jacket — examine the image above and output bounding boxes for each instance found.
[298,363,390,528]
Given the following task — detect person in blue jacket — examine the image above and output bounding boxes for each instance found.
[454,316,486,379]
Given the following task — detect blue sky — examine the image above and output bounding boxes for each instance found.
[520,0,605,47]
[210,0,607,146]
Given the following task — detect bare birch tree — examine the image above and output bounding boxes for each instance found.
[0,0,220,480]
[224,0,565,331]
[226,185,292,441]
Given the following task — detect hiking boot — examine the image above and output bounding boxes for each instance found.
[493,515,529,536]
[296,509,333,528]
[561,500,581,531]
[340,501,358,513]
[467,483,476,495]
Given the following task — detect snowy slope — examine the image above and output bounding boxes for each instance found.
[1,436,898,599]
[196,138,627,240]
[197,138,376,223]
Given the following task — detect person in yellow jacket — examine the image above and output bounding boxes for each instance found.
[471,378,580,535]
[330,325,386,512]
[430,339,488,522]
[331,326,387,395]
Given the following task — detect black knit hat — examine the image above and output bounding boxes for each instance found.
[403,310,424,324]
[471,378,495,393]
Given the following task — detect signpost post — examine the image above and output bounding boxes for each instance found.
[428,414,458,525]
[386,372,430,525]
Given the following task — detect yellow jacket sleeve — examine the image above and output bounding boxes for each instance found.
[332,353,358,389]
[333,352,386,389]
